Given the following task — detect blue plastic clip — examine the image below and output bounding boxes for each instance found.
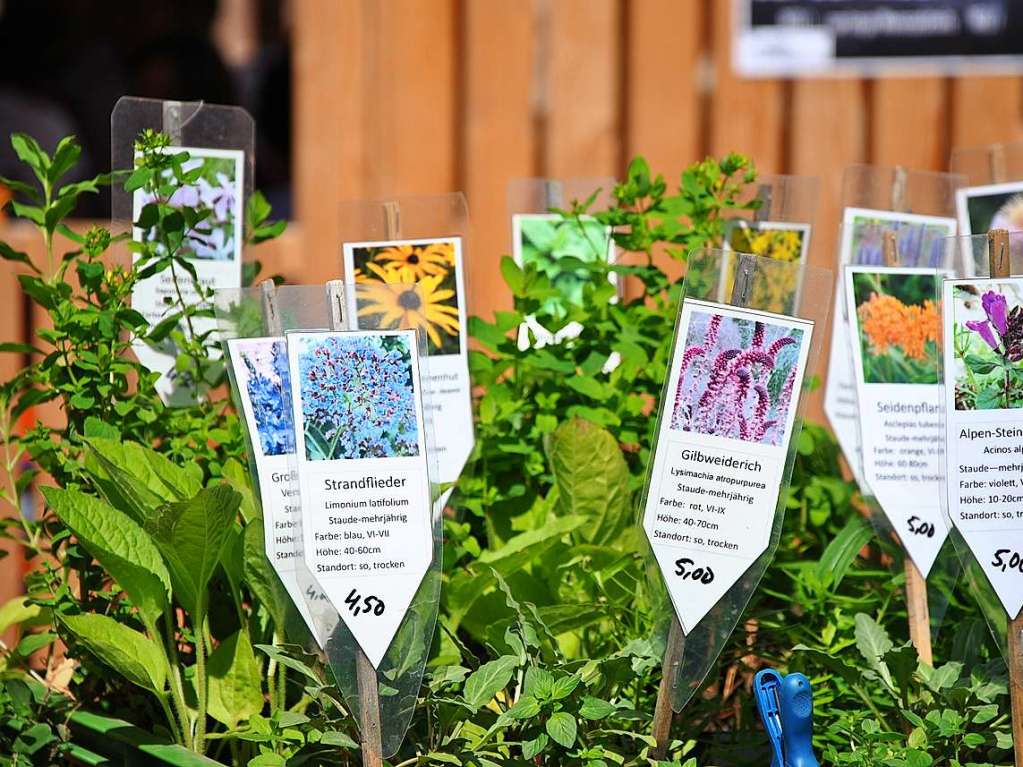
[753,668,819,767]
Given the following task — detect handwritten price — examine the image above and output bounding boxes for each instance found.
[907,516,935,538]
[344,588,385,616]
[673,557,714,584]
[991,549,1023,574]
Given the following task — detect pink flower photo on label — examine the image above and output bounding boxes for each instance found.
[670,310,804,447]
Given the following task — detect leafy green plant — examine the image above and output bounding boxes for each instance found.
[0,136,1012,767]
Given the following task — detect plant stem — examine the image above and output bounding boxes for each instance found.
[161,610,193,749]
[195,612,210,753]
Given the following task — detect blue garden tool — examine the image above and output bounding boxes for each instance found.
[754,668,819,767]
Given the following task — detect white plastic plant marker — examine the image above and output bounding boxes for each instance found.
[942,275,1023,618]
[226,335,319,635]
[824,208,957,488]
[342,238,473,485]
[642,298,813,631]
[844,265,950,577]
[131,146,245,400]
[287,328,433,668]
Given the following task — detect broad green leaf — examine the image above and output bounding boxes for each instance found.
[42,487,171,626]
[545,712,577,748]
[579,696,617,720]
[854,613,894,690]
[503,695,540,721]
[145,484,240,616]
[524,666,555,699]
[522,733,548,760]
[550,673,580,700]
[462,655,517,711]
[243,520,288,632]
[319,731,360,749]
[84,438,169,523]
[0,597,41,635]
[60,613,165,693]
[815,515,871,589]
[547,418,631,545]
[208,630,264,728]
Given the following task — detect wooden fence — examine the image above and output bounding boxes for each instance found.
[2,0,1023,600]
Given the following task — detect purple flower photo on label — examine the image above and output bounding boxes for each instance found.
[297,333,420,461]
[237,340,295,457]
[670,310,804,447]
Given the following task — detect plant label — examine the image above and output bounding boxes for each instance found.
[824,209,957,490]
[131,146,245,403]
[943,277,1023,618]
[642,299,813,631]
[287,329,433,667]
[511,213,617,348]
[720,220,812,316]
[844,266,950,576]
[343,239,473,492]
[227,337,320,636]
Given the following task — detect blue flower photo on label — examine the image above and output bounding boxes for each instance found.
[236,339,295,457]
[297,333,419,461]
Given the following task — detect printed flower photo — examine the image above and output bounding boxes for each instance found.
[951,281,1023,410]
[297,333,420,460]
[851,271,941,385]
[962,185,1023,235]
[847,212,951,268]
[234,339,295,457]
[135,148,241,262]
[515,214,614,318]
[724,221,808,314]
[351,240,461,355]
[670,310,804,447]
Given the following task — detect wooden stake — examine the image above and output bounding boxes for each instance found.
[987,228,1023,767]
[325,278,383,767]
[651,252,758,758]
[883,181,935,665]
[260,279,282,336]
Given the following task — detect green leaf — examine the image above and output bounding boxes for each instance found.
[145,484,240,616]
[815,515,871,588]
[10,134,48,185]
[500,256,525,295]
[522,733,548,760]
[243,519,289,633]
[550,674,580,700]
[579,696,617,720]
[462,655,517,711]
[41,487,171,626]
[0,242,38,273]
[545,712,577,748]
[546,417,632,545]
[0,597,41,635]
[854,613,893,671]
[60,613,165,693]
[524,666,555,699]
[504,694,541,721]
[207,630,264,728]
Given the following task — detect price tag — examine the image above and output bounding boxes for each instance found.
[342,238,473,491]
[288,329,433,667]
[642,299,813,631]
[844,266,950,575]
[131,147,245,401]
[824,208,956,489]
[943,277,1023,617]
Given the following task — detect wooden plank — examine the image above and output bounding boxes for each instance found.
[625,0,703,176]
[546,0,621,177]
[710,0,784,172]
[291,0,359,284]
[363,0,458,197]
[871,78,946,171]
[790,78,867,422]
[951,76,1023,150]
[463,1,536,319]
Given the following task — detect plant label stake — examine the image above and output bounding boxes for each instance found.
[223,281,321,637]
[325,278,383,767]
[940,229,1023,766]
[868,231,935,665]
[648,251,814,756]
[341,200,475,497]
[989,230,1023,767]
